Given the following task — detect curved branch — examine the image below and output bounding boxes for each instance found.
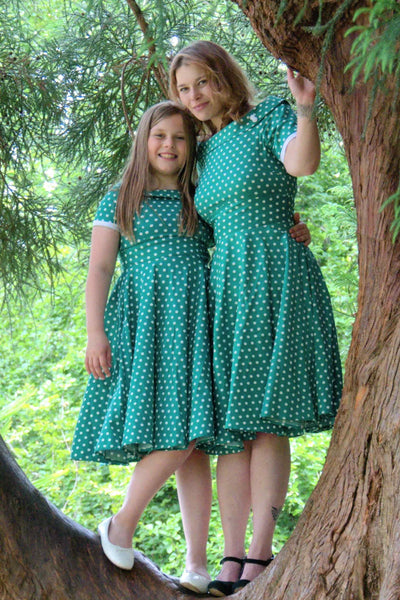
[125,0,169,97]
[0,435,193,600]
[121,57,149,136]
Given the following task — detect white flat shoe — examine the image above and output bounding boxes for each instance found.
[180,570,211,594]
[98,516,134,570]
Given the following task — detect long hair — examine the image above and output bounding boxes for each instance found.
[116,101,198,240]
[169,40,254,135]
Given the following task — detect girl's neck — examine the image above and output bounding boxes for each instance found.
[208,103,256,136]
[147,175,180,191]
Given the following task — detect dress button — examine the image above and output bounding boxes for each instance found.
[250,114,258,123]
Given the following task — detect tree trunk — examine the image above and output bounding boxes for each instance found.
[229,1,400,599]
[2,2,400,599]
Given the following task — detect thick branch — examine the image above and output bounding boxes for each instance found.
[0,436,194,600]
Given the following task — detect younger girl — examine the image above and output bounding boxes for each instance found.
[71,101,215,575]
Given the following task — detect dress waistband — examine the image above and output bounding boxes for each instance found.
[121,235,210,264]
[213,221,290,243]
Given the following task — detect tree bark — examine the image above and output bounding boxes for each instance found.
[0,436,197,600]
[230,1,400,599]
[2,2,400,599]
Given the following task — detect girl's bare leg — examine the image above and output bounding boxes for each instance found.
[176,449,212,577]
[241,433,290,582]
[108,442,196,547]
[214,445,251,581]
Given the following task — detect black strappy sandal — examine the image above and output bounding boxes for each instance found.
[207,556,244,597]
[232,555,274,592]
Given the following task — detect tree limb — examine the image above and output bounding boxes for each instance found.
[125,0,169,97]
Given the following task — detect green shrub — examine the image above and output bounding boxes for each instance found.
[0,141,357,572]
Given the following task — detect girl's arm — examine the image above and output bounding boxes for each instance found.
[85,226,120,380]
[283,68,321,177]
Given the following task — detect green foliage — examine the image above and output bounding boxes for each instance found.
[0,134,356,573]
[345,1,400,87]
[0,2,91,301]
[344,0,400,241]
[275,432,331,546]
[296,137,358,362]
[1,0,358,578]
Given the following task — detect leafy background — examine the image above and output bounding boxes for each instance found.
[0,137,356,576]
[1,0,358,579]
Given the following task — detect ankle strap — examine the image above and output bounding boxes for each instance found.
[244,555,274,566]
[220,556,244,565]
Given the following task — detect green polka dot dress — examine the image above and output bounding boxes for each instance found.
[71,188,215,464]
[195,97,343,454]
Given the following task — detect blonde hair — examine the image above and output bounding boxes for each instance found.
[116,101,198,240]
[169,40,254,134]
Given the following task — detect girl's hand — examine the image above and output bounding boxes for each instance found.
[287,68,316,107]
[289,212,311,246]
[85,331,112,379]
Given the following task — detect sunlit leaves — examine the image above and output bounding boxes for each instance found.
[0,135,356,568]
[345,1,400,87]
[0,0,279,301]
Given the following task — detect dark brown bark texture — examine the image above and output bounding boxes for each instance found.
[230,1,400,599]
[1,2,400,599]
[0,436,198,600]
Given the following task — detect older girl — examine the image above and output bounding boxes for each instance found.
[170,41,342,595]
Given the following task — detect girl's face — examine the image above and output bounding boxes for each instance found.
[147,114,187,189]
[175,62,224,129]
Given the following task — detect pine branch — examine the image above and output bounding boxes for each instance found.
[124,0,169,97]
[121,57,149,135]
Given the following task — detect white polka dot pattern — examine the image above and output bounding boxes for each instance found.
[195,97,343,454]
[71,189,215,464]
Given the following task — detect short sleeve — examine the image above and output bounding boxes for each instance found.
[93,189,120,231]
[256,97,297,163]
